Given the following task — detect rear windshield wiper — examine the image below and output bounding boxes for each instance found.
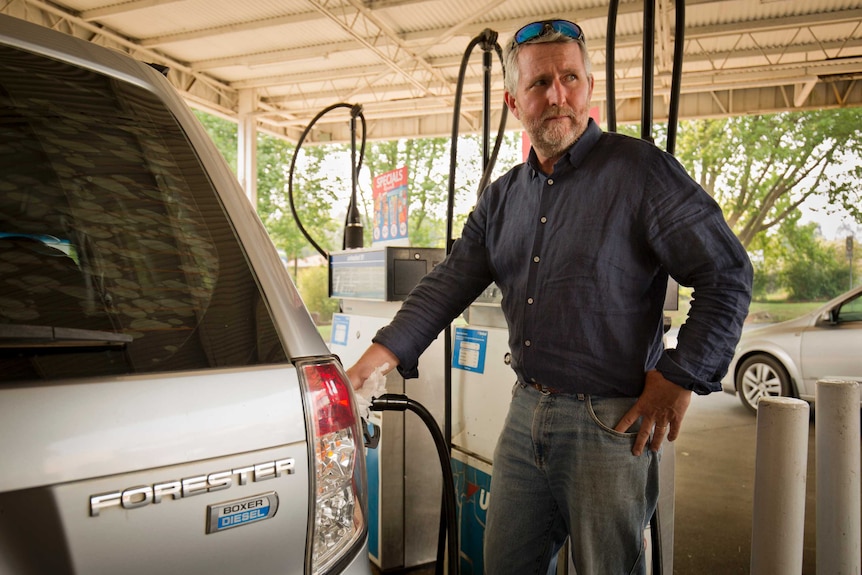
[0,324,133,350]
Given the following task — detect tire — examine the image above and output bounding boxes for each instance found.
[736,354,792,414]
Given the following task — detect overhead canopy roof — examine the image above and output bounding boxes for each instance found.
[5,0,862,143]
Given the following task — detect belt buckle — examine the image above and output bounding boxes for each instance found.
[530,382,555,395]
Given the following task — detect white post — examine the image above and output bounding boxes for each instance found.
[750,396,810,575]
[816,379,861,575]
[237,88,257,206]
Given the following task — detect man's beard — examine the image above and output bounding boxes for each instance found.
[525,106,584,160]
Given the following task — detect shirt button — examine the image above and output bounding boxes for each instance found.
[525,340,532,347]
[548,179,554,185]
[533,256,540,263]
[540,216,547,224]
[527,297,534,304]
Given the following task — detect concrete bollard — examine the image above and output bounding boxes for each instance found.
[750,396,810,575]
[816,379,861,575]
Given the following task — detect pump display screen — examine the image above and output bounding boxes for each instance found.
[329,247,445,301]
[329,250,387,300]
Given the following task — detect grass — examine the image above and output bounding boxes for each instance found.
[747,300,824,323]
[664,292,827,327]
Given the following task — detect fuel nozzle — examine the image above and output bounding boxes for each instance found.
[343,202,363,249]
[370,393,411,412]
[343,104,364,249]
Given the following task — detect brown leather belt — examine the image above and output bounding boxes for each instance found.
[528,382,560,394]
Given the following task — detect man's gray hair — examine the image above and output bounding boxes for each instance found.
[502,29,592,94]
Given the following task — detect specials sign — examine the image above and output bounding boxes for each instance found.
[372,166,408,245]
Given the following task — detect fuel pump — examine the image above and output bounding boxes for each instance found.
[444,28,509,449]
[440,29,509,575]
[288,103,450,573]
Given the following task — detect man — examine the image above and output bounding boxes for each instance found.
[347,19,752,575]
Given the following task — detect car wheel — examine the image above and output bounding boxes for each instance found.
[736,354,792,414]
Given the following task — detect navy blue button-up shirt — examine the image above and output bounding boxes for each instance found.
[374,120,752,397]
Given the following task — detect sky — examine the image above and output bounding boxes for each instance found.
[797,158,861,242]
[800,200,858,241]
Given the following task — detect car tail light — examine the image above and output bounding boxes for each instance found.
[298,358,367,574]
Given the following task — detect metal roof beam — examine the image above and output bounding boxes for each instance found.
[236,37,862,96]
[140,8,354,47]
[185,7,862,80]
[80,0,185,21]
[259,55,862,114]
[20,0,235,103]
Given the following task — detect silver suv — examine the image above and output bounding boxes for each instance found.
[0,13,370,575]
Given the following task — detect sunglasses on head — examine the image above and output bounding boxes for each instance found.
[513,20,585,46]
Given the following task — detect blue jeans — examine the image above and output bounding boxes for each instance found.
[484,383,661,575]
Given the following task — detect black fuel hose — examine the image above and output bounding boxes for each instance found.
[370,394,459,575]
[447,28,508,251]
[642,0,656,142]
[287,102,366,258]
[606,0,620,132]
[666,0,686,155]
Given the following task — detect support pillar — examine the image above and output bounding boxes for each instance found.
[750,396,809,575]
[816,379,861,575]
[237,88,257,206]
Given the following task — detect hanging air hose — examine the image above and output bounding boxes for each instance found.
[642,0,656,143]
[287,102,367,258]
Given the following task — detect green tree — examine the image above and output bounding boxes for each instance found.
[296,265,339,323]
[194,106,525,253]
[192,110,237,172]
[675,109,862,248]
[257,136,341,262]
[779,222,851,300]
[191,110,341,263]
[745,215,854,301]
[622,113,861,298]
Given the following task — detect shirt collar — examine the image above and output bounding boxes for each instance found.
[526,118,602,178]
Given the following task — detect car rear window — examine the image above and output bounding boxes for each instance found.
[0,44,288,382]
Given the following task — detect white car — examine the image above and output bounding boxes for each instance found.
[0,13,370,575]
[722,284,862,412]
